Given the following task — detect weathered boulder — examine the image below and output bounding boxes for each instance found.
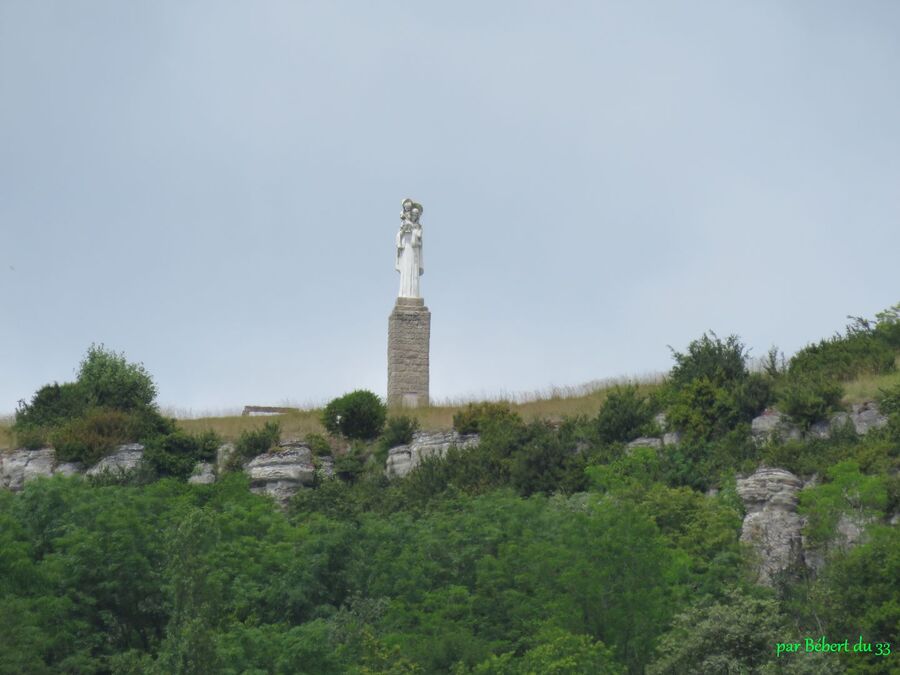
[626,436,663,452]
[385,430,480,479]
[216,442,236,472]
[750,409,802,445]
[850,402,888,435]
[245,444,315,506]
[315,455,335,480]
[662,430,682,446]
[736,467,805,586]
[803,513,872,574]
[86,444,144,477]
[0,448,61,491]
[188,462,216,485]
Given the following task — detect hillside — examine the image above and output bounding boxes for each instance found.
[1,305,898,674]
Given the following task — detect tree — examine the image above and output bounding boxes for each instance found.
[322,390,387,440]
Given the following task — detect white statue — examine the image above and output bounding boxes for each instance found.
[396,198,424,298]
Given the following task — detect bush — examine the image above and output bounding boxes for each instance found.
[232,421,281,466]
[595,386,656,444]
[668,332,750,391]
[788,311,899,383]
[13,382,88,431]
[452,401,519,435]
[667,378,742,442]
[304,433,334,457]
[380,415,419,448]
[51,408,141,465]
[77,343,158,412]
[776,376,843,428]
[322,390,387,440]
[143,430,220,480]
[876,382,900,416]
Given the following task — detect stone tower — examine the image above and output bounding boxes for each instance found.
[388,198,430,407]
[388,298,430,407]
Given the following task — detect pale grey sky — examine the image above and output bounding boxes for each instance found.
[2,1,898,415]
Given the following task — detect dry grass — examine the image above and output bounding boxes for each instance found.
[0,417,12,450]
[172,376,665,441]
[841,356,900,405]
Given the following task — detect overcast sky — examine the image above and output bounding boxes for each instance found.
[2,1,898,415]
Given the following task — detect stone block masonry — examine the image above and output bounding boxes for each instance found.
[388,297,430,407]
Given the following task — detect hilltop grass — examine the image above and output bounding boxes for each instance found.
[0,418,11,450]
[173,378,664,442]
[3,363,896,450]
[841,356,900,405]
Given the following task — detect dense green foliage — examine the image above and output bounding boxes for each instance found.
[2,306,898,673]
[594,385,657,443]
[322,390,387,440]
[231,421,281,466]
[664,333,771,441]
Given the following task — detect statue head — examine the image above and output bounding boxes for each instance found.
[401,198,414,213]
[410,204,422,223]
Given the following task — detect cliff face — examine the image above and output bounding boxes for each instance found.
[0,440,331,508]
[385,430,480,479]
[736,468,807,585]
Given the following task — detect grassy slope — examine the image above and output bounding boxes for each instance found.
[176,379,664,441]
[1,364,896,448]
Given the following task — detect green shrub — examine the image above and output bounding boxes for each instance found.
[876,382,900,415]
[776,376,843,428]
[788,314,897,382]
[14,426,49,450]
[381,415,419,448]
[452,401,519,435]
[233,421,281,465]
[13,382,88,431]
[874,302,900,347]
[322,390,386,440]
[77,343,158,412]
[595,386,656,444]
[51,408,140,465]
[143,430,220,480]
[667,378,742,442]
[668,332,750,391]
[304,432,334,457]
[334,448,366,483]
[664,333,770,442]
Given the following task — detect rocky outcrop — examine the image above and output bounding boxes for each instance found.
[626,437,663,452]
[188,462,216,485]
[386,430,480,479]
[736,467,805,586]
[750,402,888,444]
[849,402,888,434]
[244,442,316,506]
[0,448,80,491]
[86,444,144,477]
[750,409,802,444]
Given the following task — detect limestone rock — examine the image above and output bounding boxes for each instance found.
[188,462,216,485]
[86,444,145,476]
[850,402,888,435]
[803,513,872,575]
[1,448,58,491]
[315,455,335,480]
[216,443,236,471]
[385,430,480,479]
[736,467,805,585]
[653,412,668,430]
[662,430,682,446]
[750,409,801,444]
[245,445,315,506]
[626,436,663,451]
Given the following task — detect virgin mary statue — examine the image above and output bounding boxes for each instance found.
[396,198,424,298]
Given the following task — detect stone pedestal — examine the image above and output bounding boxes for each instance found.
[388,297,430,407]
